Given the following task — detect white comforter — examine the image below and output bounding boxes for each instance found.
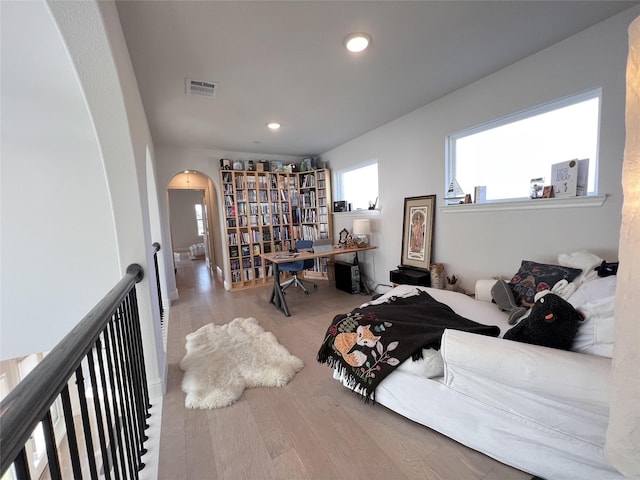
[334,284,622,480]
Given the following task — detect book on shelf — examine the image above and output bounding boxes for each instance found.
[551,158,589,198]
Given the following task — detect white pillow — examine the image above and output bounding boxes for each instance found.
[397,348,444,378]
[558,250,603,286]
[568,275,617,309]
[572,296,615,358]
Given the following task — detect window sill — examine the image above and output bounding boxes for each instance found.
[440,194,607,213]
[332,209,381,217]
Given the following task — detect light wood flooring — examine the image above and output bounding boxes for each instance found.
[158,257,532,480]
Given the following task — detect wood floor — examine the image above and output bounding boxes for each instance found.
[158,257,532,480]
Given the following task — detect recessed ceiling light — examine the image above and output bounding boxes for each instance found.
[267,122,281,130]
[344,33,371,53]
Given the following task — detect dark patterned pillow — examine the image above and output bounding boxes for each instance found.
[508,260,582,306]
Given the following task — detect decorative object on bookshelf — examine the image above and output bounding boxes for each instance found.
[300,157,314,171]
[400,195,435,271]
[220,158,231,170]
[246,160,255,171]
[551,159,589,198]
[233,160,244,171]
[542,185,554,198]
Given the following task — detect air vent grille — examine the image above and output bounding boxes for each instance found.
[185,78,218,98]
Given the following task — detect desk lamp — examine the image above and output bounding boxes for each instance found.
[352,219,370,247]
[351,219,371,269]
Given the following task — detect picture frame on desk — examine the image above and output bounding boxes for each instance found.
[400,195,435,271]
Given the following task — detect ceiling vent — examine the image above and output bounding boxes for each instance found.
[185,78,218,98]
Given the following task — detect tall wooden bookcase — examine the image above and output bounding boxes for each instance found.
[221,168,332,290]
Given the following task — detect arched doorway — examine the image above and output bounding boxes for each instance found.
[167,171,222,280]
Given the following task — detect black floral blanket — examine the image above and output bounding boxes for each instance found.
[317,290,500,401]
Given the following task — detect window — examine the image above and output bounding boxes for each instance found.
[335,161,379,210]
[195,204,204,236]
[446,89,600,203]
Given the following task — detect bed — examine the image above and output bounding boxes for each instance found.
[317,270,622,480]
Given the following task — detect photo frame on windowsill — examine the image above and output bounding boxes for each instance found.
[401,195,435,271]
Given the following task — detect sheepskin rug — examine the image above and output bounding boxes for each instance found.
[179,317,304,409]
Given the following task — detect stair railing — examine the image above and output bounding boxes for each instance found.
[0,263,151,480]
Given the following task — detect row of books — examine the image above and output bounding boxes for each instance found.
[301,191,317,208]
[230,266,276,284]
[300,173,317,188]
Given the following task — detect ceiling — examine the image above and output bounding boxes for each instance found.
[115,1,638,157]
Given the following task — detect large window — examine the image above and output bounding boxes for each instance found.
[446,89,601,203]
[335,160,379,211]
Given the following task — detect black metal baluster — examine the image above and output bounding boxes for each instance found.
[42,410,62,480]
[152,242,164,320]
[75,365,99,479]
[124,291,150,448]
[86,348,112,480]
[112,309,139,478]
[129,287,152,414]
[104,318,127,480]
[60,385,83,479]
[14,448,31,480]
[120,296,146,470]
[96,334,121,480]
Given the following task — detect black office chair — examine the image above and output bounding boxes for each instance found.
[279,240,317,294]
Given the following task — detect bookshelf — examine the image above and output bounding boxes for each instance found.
[221,168,332,289]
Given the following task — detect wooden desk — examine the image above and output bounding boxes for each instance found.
[261,245,376,316]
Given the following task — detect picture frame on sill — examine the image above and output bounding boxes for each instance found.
[401,195,435,271]
[333,200,347,213]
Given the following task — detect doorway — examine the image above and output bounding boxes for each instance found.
[167,171,221,279]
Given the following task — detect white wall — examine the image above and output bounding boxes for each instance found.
[0,1,120,359]
[319,6,640,294]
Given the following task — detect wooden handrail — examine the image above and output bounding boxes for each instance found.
[0,263,144,475]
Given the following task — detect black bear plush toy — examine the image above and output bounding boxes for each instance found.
[504,293,584,350]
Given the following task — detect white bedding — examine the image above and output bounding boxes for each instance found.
[334,284,623,479]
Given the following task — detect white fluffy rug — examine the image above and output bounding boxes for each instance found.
[179,317,304,409]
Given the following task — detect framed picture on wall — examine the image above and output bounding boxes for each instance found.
[400,195,435,271]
